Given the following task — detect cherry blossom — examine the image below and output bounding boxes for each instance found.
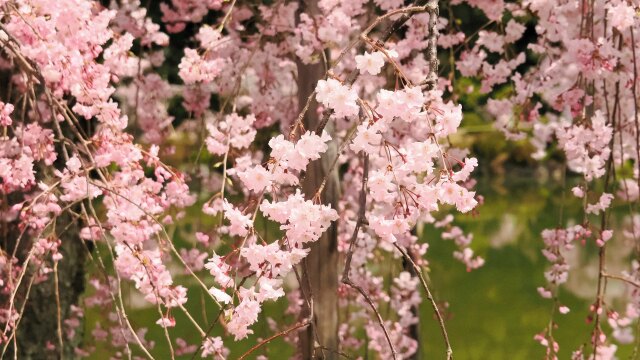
[316,78,359,118]
[355,51,386,75]
[0,102,13,126]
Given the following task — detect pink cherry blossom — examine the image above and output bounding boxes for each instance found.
[355,51,386,75]
[201,336,229,358]
[0,102,14,126]
[223,200,252,237]
[316,78,359,118]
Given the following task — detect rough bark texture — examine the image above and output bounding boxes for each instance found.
[296,1,340,358]
[2,215,87,359]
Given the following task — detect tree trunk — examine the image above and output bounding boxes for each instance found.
[2,215,87,359]
[296,1,340,358]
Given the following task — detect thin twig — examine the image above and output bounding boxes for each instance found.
[238,321,310,360]
[603,273,640,289]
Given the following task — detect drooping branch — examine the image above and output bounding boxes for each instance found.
[395,244,453,360]
[340,153,398,359]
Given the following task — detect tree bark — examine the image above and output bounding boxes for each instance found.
[296,1,340,358]
[2,215,87,359]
